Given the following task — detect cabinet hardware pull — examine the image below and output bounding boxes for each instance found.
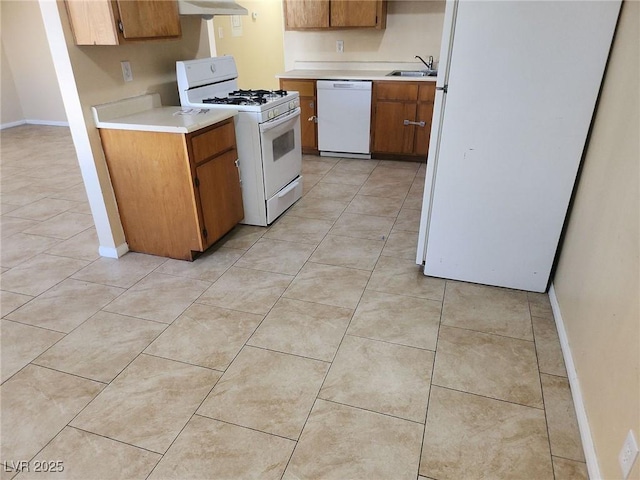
[234,159,239,167]
[403,120,426,127]
[308,115,318,123]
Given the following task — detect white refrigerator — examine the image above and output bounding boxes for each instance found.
[416,0,621,292]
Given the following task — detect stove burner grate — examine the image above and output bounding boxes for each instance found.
[229,89,288,98]
[202,96,267,106]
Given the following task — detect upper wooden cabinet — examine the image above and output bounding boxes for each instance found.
[284,0,386,30]
[284,0,329,29]
[65,0,181,45]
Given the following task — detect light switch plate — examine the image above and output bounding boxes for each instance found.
[120,61,133,82]
[336,40,344,53]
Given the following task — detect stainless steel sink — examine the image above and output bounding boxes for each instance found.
[387,70,438,77]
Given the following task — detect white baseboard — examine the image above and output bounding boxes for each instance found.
[0,120,27,130]
[26,119,69,127]
[98,242,129,259]
[1,119,70,130]
[548,283,601,479]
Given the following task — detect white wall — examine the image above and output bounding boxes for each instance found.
[283,0,445,70]
[1,0,66,126]
[1,41,24,126]
[552,1,640,478]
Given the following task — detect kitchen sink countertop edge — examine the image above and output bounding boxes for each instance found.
[276,69,437,82]
[92,93,238,134]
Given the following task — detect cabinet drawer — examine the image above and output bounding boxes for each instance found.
[280,79,315,97]
[189,120,236,164]
[375,82,419,101]
[419,84,436,103]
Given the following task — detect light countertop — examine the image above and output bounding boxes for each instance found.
[277,69,437,83]
[276,61,438,83]
[92,94,237,134]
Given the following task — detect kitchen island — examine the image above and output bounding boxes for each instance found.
[93,94,244,260]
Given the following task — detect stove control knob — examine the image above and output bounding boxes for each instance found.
[268,111,274,119]
[274,108,279,116]
[289,101,295,109]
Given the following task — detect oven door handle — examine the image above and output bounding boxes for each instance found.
[277,178,301,198]
[260,107,301,133]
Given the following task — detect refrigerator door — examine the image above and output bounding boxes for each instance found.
[416,0,458,265]
[417,0,620,292]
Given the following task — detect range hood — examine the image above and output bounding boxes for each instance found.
[178,0,248,19]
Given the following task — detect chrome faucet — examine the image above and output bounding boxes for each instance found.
[416,55,434,70]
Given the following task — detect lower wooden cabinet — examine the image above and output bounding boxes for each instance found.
[279,77,436,160]
[98,118,243,260]
[371,81,436,159]
[280,78,318,154]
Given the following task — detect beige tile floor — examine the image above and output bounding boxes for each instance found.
[1,125,588,480]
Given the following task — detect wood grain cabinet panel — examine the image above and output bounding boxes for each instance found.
[371,81,436,160]
[65,0,181,45]
[284,0,330,29]
[280,78,318,154]
[331,1,382,27]
[99,118,242,260]
[372,102,417,155]
[195,149,244,246]
[284,0,386,30]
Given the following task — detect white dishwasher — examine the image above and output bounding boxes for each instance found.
[317,80,372,158]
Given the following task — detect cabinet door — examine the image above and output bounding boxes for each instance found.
[414,103,434,157]
[284,0,329,29]
[65,1,120,45]
[280,79,318,152]
[415,84,436,156]
[196,149,244,247]
[372,102,417,154]
[116,0,181,39]
[331,1,379,27]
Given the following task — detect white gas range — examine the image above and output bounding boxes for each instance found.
[177,56,302,226]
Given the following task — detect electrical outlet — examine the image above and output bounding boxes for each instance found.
[336,40,344,53]
[619,430,639,479]
[120,61,133,82]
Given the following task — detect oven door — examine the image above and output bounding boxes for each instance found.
[259,107,302,199]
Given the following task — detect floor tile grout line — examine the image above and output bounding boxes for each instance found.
[140,352,227,374]
[0,316,68,335]
[67,425,164,454]
[438,322,537,344]
[278,155,375,479]
[244,343,332,365]
[0,253,91,297]
[345,332,437,353]
[530,297,558,477]
[431,384,546,411]
[192,413,300,443]
[144,366,226,480]
[10,292,169,385]
[416,276,447,479]
[316,397,428,426]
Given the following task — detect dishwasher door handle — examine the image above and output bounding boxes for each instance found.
[404,119,426,127]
